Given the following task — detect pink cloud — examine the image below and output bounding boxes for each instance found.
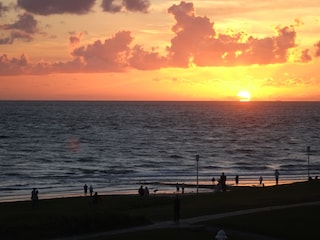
[0,54,30,75]
[300,49,312,63]
[314,41,320,57]
[129,45,167,70]
[166,2,297,66]
[71,31,133,72]
[0,1,314,76]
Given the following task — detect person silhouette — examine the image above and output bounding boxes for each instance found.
[275,170,280,185]
[84,184,88,196]
[89,185,93,196]
[235,175,239,185]
[259,176,263,185]
[31,188,39,208]
[220,172,227,192]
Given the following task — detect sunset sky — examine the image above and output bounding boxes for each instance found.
[1,0,320,101]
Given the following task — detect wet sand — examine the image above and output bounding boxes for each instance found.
[0,176,308,203]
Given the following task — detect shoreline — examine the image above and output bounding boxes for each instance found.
[0,177,308,203]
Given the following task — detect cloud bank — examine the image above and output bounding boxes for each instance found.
[1,1,320,75]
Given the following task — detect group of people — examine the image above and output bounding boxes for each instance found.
[83,184,94,196]
[211,169,281,191]
[83,184,99,202]
[138,185,150,196]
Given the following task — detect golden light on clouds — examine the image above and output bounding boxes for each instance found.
[0,0,320,100]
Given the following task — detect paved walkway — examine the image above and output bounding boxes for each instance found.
[54,201,320,240]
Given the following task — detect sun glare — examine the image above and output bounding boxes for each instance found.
[237,90,251,102]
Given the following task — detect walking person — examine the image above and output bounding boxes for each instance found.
[259,176,263,185]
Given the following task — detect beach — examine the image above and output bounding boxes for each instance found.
[0,175,307,203]
[1,180,320,240]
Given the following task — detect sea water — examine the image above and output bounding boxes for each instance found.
[0,101,319,201]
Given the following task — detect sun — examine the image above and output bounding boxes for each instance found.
[237,90,251,102]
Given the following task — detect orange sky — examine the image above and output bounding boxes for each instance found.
[1,0,320,101]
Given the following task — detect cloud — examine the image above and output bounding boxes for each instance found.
[123,0,150,13]
[69,32,85,49]
[0,13,38,33]
[129,45,167,70]
[0,2,10,17]
[0,54,30,75]
[314,41,320,57]
[0,13,38,44]
[0,1,313,75]
[101,0,150,13]
[101,0,122,13]
[300,49,312,63]
[71,31,133,72]
[17,0,96,15]
[166,2,298,67]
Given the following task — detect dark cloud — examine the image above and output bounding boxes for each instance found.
[123,0,150,13]
[101,0,150,13]
[17,0,96,15]
[0,13,38,44]
[1,13,38,33]
[101,0,122,13]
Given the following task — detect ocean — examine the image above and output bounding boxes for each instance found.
[0,101,319,201]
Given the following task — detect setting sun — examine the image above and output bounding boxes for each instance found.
[237,90,251,102]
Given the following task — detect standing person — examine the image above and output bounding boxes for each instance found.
[235,175,239,185]
[173,194,181,223]
[84,184,88,196]
[275,170,280,185]
[220,172,227,192]
[89,185,93,196]
[259,176,263,185]
[138,185,144,196]
[31,188,39,208]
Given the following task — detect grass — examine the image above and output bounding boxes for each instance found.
[1,180,320,239]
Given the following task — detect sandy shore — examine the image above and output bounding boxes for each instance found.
[0,176,308,203]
